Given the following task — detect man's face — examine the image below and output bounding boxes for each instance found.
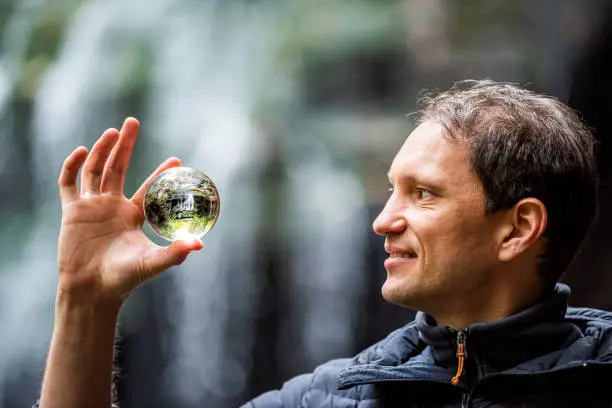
[373,121,503,311]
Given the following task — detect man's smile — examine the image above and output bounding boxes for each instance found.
[384,244,418,269]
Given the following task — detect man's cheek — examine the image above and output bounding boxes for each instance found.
[412,211,446,228]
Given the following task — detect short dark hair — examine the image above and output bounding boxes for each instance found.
[416,79,599,289]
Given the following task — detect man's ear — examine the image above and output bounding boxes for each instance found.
[498,198,548,262]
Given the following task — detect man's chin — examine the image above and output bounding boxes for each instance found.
[381,279,419,309]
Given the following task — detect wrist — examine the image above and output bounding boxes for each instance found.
[55,288,122,329]
[56,274,125,312]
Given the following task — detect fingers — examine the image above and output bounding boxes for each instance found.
[130,157,182,209]
[141,239,203,279]
[100,117,140,194]
[80,128,120,195]
[58,146,88,205]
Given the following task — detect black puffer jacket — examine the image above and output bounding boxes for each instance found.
[245,284,612,407]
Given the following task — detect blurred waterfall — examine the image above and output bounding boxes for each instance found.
[0,0,369,407]
[0,0,59,400]
[0,1,268,406]
[284,138,368,370]
[143,3,272,405]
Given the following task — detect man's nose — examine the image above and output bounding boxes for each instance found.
[372,206,407,236]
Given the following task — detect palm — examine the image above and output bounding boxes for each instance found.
[59,195,145,298]
[57,118,201,302]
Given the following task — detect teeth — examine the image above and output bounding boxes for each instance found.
[391,252,417,258]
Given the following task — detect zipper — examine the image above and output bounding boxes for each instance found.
[451,329,467,385]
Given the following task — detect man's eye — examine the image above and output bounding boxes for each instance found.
[417,188,433,200]
[388,186,394,194]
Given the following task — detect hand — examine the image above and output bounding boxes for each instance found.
[56,117,203,304]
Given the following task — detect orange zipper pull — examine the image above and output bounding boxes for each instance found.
[451,330,467,385]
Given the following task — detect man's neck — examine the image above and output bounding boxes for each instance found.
[432,281,543,329]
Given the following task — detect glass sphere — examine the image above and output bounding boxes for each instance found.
[143,167,220,241]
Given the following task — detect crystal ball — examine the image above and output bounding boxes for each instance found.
[143,167,220,241]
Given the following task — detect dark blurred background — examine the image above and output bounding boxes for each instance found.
[1,0,612,407]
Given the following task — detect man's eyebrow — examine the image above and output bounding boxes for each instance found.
[387,170,446,192]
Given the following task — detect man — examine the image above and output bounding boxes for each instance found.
[38,80,612,408]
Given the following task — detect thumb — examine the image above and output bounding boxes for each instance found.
[145,239,203,275]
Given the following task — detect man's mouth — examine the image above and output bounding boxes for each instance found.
[384,251,418,269]
[390,251,417,258]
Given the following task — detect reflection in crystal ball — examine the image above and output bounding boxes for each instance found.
[143,167,220,241]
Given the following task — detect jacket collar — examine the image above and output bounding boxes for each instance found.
[415,283,581,371]
[338,283,587,390]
